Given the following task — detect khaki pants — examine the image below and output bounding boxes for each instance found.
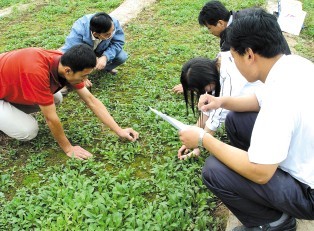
[0,92,62,141]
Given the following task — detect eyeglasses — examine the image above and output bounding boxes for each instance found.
[101,28,116,41]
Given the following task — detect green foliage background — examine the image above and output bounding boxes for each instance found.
[0,0,313,230]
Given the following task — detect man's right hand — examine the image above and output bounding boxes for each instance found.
[95,56,107,70]
[116,128,139,142]
[66,145,93,160]
[198,94,221,112]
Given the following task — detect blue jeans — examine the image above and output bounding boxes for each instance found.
[105,49,128,71]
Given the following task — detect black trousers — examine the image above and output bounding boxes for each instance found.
[201,112,314,227]
[225,111,258,151]
[202,156,314,227]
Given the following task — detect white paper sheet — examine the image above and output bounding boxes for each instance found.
[149,107,188,131]
[278,0,307,36]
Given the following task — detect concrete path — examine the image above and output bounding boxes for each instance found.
[0,0,156,23]
[109,0,156,26]
[0,3,29,17]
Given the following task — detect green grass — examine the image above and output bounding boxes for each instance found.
[294,0,314,60]
[301,0,314,37]
[0,0,124,51]
[0,0,313,230]
[0,0,28,8]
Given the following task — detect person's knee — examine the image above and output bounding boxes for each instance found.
[202,156,223,187]
[0,101,39,141]
[116,50,128,63]
[15,120,39,141]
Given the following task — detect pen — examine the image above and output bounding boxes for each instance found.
[200,92,208,127]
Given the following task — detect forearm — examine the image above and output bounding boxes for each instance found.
[45,116,72,153]
[204,127,215,135]
[103,43,123,61]
[220,94,259,112]
[40,105,72,153]
[201,133,274,184]
[87,96,123,135]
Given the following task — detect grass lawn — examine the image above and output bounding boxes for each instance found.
[0,0,313,230]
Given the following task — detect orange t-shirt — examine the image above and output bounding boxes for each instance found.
[0,48,84,106]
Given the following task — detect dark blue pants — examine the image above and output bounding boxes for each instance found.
[225,111,258,151]
[202,156,314,227]
[201,112,314,227]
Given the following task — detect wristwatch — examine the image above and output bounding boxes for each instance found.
[198,130,207,148]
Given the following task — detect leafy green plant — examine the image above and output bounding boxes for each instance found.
[22,151,49,173]
[0,173,15,192]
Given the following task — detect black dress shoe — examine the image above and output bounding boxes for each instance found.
[232,225,261,231]
[261,216,296,231]
[232,216,296,231]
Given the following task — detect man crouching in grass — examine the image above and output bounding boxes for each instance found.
[0,44,139,159]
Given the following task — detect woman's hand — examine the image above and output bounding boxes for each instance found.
[178,145,201,160]
[172,84,183,94]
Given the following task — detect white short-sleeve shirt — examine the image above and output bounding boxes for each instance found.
[249,55,314,188]
[205,51,263,131]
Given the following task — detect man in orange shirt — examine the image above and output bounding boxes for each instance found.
[0,44,139,159]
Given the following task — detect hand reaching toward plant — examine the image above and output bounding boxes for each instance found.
[178,145,201,160]
[66,145,93,160]
[117,128,139,142]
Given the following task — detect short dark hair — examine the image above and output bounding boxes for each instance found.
[90,12,113,33]
[180,57,220,115]
[60,44,96,73]
[227,9,287,58]
[198,0,230,26]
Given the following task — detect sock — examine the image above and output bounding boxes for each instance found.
[269,213,289,227]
